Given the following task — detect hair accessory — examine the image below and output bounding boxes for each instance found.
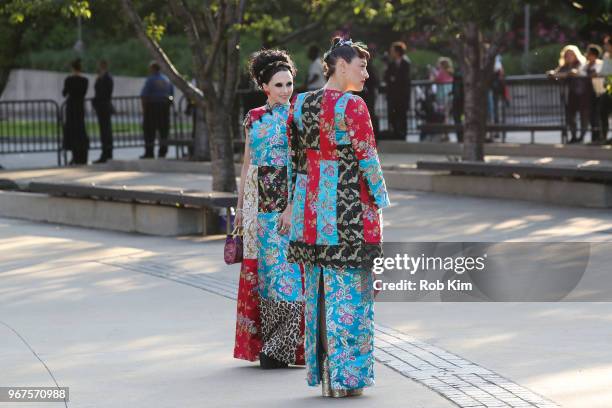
[323,38,361,60]
[257,61,290,82]
[335,38,354,48]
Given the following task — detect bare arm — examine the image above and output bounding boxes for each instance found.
[234,128,251,227]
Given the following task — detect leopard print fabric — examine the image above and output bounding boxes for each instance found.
[259,298,305,364]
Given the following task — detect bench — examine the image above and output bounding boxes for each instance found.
[26,181,236,207]
[9,181,238,235]
[416,160,612,183]
[418,123,568,144]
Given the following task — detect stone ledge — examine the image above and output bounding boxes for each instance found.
[0,191,218,236]
[379,140,612,161]
[95,159,242,175]
[384,169,612,208]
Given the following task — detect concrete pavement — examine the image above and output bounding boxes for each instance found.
[3,145,612,407]
[2,184,612,406]
[0,217,453,408]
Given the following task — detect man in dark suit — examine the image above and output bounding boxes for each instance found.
[140,61,174,159]
[92,60,114,163]
[356,50,380,135]
[384,41,412,139]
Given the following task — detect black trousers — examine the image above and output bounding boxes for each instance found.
[387,99,408,139]
[143,101,170,157]
[366,100,379,136]
[565,94,590,142]
[95,107,113,158]
[452,104,464,143]
[72,144,89,164]
[601,93,612,141]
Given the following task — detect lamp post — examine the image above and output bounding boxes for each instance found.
[73,15,84,54]
[522,4,530,73]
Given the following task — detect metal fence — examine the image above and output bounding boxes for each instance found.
[0,75,574,164]
[68,96,194,159]
[0,96,194,165]
[0,99,63,163]
[373,75,568,139]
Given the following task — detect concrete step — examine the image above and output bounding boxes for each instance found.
[384,169,612,208]
[0,191,219,236]
[95,159,242,175]
[378,141,612,161]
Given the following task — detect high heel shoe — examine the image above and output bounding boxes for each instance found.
[259,352,288,369]
[320,354,332,397]
[320,354,362,398]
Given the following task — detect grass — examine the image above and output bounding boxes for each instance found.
[0,119,193,138]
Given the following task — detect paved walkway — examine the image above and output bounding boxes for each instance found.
[2,151,612,194]
[0,217,453,408]
[0,148,147,170]
[3,149,612,171]
[2,180,612,407]
[2,149,612,407]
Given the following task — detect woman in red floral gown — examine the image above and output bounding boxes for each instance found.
[233,49,305,369]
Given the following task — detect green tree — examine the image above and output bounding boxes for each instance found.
[4,0,349,191]
[385,0,535,161]
[0,18,24,96]
[3,0,241,190]
[119,0,248,192]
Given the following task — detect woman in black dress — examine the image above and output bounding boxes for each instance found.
[63,58,89,164]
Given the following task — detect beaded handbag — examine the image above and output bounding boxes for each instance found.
[224,226,243,265]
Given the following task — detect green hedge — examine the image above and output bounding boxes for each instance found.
[15,36,565,81]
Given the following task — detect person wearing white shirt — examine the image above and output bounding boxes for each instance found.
[305,45,326,91]
[584,45,605,143]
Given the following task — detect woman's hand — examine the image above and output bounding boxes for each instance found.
[234,209,243,229]
[278,204,292,235]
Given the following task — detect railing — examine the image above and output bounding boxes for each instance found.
[0,99,63,164]
[373,75,568,140]
[67,95,194,152]
[0,75,575,165]
[0,96,193,165]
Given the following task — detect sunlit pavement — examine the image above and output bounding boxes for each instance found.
[1,185,612,407]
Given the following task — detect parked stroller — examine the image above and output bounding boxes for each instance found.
[415,85,447,142]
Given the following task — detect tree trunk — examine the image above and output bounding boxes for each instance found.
[120,0,242,192]
[461,23,486,162]
[205,102,237,192]
[193,106,210,161]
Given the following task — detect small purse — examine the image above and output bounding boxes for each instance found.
[224,226,243,265]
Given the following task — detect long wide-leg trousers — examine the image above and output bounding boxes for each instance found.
[303,264,374,390]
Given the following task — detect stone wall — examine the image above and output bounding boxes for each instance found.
[0,68,185,104]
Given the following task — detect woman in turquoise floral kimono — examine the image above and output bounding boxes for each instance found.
[233,50,305,369]
[287,38,390,397]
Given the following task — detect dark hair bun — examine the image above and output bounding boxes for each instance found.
[248,49,297,88]
[322,37,370,79]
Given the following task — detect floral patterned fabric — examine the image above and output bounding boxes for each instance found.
[233,103,305,365]
[287,89,390,270]
[304,265,374,389]
[287,89,390,390]
[233,259,261,361]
